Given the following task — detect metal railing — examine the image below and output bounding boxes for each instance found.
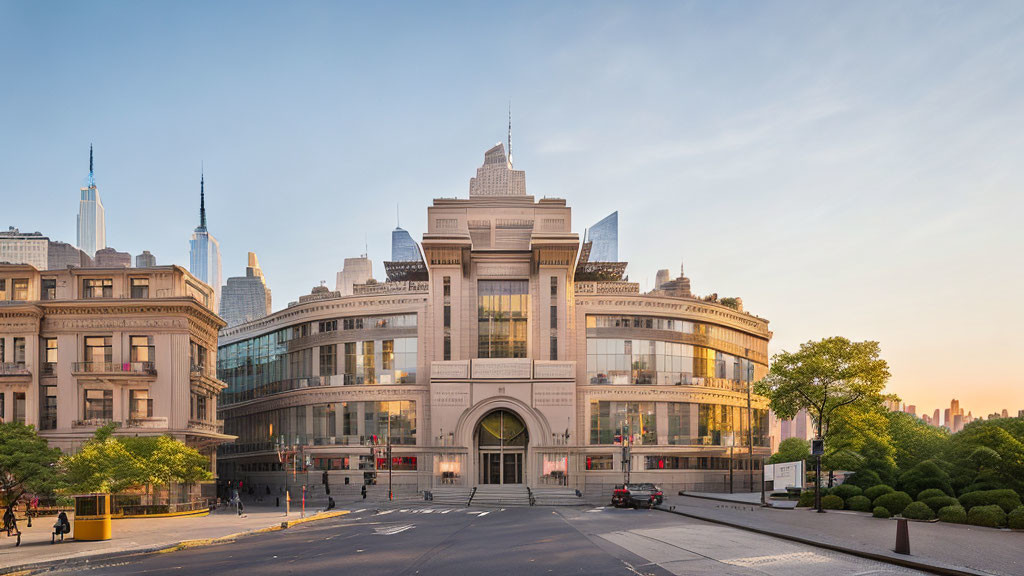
[125,417,169,429]
[73,361,157,375]
[113,498,210,517]
[73,418,118,428]
[188,419,225,433]
[41,362,56,376]
[0,362,30,376]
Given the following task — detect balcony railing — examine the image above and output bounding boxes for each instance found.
[188,419,225,434]
[40,362,56,376]
[73,362,157,376]
[125,416,169,429]
[219,372,419,405]
[73,418,118,428]
[190,363,213,378]
[0,362,30,376]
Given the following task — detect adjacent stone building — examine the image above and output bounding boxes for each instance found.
[0,263,230,483]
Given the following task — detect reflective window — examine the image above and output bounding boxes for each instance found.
[83,278,113,299]
[84,389,113,420]
[477,280,529,358]
[129,389,153,419]
[130,277,149,299]
[589,401,656,445]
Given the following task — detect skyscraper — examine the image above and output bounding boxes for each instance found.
[220,252,272,328]
[585,211,619,262]
[93,247,131,268]
[77,145,106,258]
[335,256,372,295]
[0,228,49,269]
[391,227,422,262]
[189,172,222,308]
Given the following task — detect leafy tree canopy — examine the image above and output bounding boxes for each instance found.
[754,337,891,440]
[769,437,810,465]
[0,422,62,503]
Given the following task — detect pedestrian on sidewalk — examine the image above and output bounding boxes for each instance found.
[3,502,21,546]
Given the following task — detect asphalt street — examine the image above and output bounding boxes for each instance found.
[49,504,931,576]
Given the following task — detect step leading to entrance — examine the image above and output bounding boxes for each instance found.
[471,485,531,507]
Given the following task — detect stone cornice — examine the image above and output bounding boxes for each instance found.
[580,385,770,409]
[218,385,429,417]
[576,293,771,338]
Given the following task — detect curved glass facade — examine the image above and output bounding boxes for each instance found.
[589,401,768,447]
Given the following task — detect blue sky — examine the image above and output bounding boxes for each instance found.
[2,1,1023,415]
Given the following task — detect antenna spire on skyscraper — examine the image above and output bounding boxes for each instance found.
[199,165,207,230]
[89,144,93,175]
[507,101,513,168]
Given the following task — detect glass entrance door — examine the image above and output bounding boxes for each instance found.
[479,451,523,484]
[477,410,529,485]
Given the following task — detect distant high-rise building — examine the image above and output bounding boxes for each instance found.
[220,252,272,328]
[1018,409,1024,418]
[93,247,131,268]
[188,172,222,308]
[77,145,106,258]
[952,414,964,433]
[391,227,421,262]
[135,251,157,268]
[884,399,901,412]
[905,405,917,417]
[335,256,372,296]
[1001,409,1009,418]
[0,227,49,269]
[585,211,618,262]
[47,240,91,269]
[654,269,670,290]
[933,409,941,426]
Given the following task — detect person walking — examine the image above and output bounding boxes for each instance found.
[3,503,21,546]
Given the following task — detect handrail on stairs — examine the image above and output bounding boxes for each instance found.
[467,486,477,506]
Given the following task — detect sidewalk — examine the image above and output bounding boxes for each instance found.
[662,494,1022,576]
[0,503,348,573]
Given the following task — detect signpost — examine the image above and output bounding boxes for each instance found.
[811,438,825,513]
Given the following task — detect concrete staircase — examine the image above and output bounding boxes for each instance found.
[470,485,531,507]
[427,487,474,506]
[531,487,585,506]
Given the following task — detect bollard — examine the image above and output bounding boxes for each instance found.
[894,518,910,555]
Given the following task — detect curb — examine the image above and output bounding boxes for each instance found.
[677,492,779,507]
[1,510,350,575]
[656,505,994,576]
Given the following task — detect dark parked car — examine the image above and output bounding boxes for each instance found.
[611,484,657,509]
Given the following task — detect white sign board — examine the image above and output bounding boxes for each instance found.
[764,460,804,490]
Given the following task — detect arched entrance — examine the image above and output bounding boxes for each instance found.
[476,410,528,485]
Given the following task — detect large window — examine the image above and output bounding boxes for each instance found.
[82,278,113,299]
[129,389,153,419]
[13,392,25,423]
[130,336,154,363]
[130,277,149,298]
[41,278,56,300]
[589,401,656,445]
[11,279,29,301]
[13,338,25,365]
[84,389,113,421]
[477,280,529,358]
[40,386,57,430]
[84,336,112,366]
[319,344,337,376]
[586,338,758,389]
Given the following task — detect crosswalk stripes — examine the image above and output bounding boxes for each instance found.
[369,506,503,516]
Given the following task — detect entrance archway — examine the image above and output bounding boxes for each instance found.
[476,410,528,485]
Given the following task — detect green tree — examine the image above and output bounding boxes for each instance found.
[0,422,62,504]
[886,411,948,473]
[944,420,1024,494]
[821,408,896,486]
[769,437,810,465]
[754,337,892,441]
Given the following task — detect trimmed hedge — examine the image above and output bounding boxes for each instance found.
[873,491,913,516]
[873,506,892,518]
[915,488,949,501]
[938,505,967,524]
[822,495,844,510]
[846,495,872,512]
[831,484,862,500]
[901,501,936,520]
[846,470,883,489]
[921,496,959,513]
[958,489,1022,514]
[897,460,953,499]
[797,491,816,507]
[967,505,1006,528]
[863,485,895,502]
[1008,506,1024,530]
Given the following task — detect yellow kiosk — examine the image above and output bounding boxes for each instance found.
[73,493,112,541]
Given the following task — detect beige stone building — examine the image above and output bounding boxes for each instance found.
[0,263,230,475]
[217,143,771,497]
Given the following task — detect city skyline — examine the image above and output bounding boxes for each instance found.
[3,1,1023,415]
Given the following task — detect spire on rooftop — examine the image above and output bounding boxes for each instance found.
[199,167,207,230]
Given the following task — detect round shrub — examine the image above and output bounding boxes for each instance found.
[897,460,953,499]
[831,484,862,500]
[873,506,892,518]
[873,491,913,516]
[1007,506,1024,530]
[967,504,1007,528]
[864,485,895,502]
[901,501,936,520]
[938,505,967,524]
[797,491,816,507]
[958,489,1022,514]
[916,488,949,501]
[822,494,844,510]
[922,496,959,513]
[846,469,883,489]
[846,495,872,512]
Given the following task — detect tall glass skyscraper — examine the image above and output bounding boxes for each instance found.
[77,145,106,258]
[586,211,618,262]
[189,173,222,308]
[391,227,422,262]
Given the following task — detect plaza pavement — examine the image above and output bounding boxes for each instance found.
[0,502,348,574]
[662,493,1022,576]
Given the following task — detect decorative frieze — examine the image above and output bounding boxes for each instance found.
[471,358,532,379]
[476,262,530,277]
[533,361,575,379]
[533,383,574,407]
[431,361,470,379]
